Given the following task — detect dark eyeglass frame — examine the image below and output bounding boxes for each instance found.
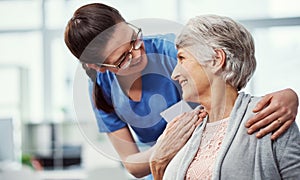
[95,23,143,70]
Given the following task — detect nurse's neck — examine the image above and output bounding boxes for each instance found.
[117,72,143,101]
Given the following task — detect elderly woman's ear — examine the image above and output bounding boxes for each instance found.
[210,49,226,74]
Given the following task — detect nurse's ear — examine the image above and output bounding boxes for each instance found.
[210,49,226,74]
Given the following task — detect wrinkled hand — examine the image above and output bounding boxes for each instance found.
[150,107,207,180]
[246,88,299,140]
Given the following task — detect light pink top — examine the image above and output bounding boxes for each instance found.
[185,118,229,180]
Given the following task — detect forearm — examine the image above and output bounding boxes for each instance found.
[107,128,153,178]
[122,142,174,179]
[122,143,172,179]
[122,147,153,178]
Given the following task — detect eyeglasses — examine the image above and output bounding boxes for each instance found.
[95,23,143,70]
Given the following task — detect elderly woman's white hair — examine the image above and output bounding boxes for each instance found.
[176,15,256,91]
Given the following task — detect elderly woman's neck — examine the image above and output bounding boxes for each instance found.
[201,84,238,123]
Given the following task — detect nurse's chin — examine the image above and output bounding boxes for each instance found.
[130,55,148,71]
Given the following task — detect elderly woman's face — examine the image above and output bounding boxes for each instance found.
[171,48,211,103]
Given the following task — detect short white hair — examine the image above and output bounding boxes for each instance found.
[176,15,256,90]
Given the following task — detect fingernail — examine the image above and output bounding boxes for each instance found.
[195,106,201,110]
[245,122,250,127]
[248,129,253,134]
[271,136,275,141]
[256,133,262,138]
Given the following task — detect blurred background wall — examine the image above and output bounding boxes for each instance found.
[0,0,299,179]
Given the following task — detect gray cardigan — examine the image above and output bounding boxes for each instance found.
[163,92,300,180]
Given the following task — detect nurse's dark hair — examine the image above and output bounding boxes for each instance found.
[64,3,125,113]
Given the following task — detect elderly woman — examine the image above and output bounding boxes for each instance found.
[150,15,300,180]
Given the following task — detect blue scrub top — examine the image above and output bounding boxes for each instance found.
[89,34,181,144]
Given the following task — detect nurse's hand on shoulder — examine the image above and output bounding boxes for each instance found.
[246,88,298,140]
[150,107,207,179]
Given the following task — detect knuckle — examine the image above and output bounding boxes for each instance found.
[286,109,292,115]
[257,101,265,107]
[280,106,288,113]
[256,112,266,119]
[172,117,179,123]
[168,121,175,126]
[183,131,193,139]
[251,115,261,123]
[259,128,268,135]
[273,129,284,137]
[285,120,293,126]
[262,116,273,124]
[250,124,258,131]
[273,101,281,108]
[246,118,255,125]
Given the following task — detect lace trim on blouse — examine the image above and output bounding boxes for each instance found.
[185,117,229,180]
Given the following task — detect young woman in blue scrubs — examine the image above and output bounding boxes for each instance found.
[64,3,299,179]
